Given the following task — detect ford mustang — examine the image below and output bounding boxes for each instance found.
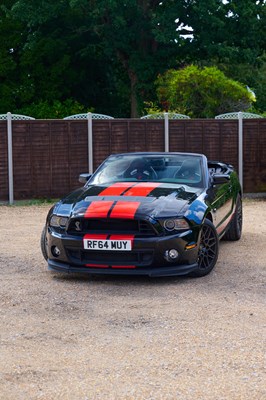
[41,152,242,277]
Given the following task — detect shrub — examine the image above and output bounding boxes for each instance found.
[16,99,93,119]
[156,65,255,118]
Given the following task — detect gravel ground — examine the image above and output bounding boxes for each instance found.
[0,199,265,400]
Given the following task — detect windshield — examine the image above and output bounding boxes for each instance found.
[89,154,204,188]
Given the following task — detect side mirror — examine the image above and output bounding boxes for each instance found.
[212,174,230,185]
[79,173,92,184]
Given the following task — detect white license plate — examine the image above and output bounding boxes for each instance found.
[83,239,132,251]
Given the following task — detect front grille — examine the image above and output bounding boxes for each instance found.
[67,218,157,237]
[66,248,154,267]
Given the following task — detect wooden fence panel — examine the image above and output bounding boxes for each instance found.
[127,120,147,152]
[219,121,238,168]
[0,118,265,201]
[110,120,129,155]
[200,120,223,161]
[12,121,33,198]
[144,120,164,152]
[169,120,186,152]
[50,121,71,197]
[184,120,204,154]
[258,120,266,192]
[169,119,239,172]
[68,120,88,190]
[0,121,8,200]
[93,120,112,168]
[13,121,51,198]
[244,119,266,192]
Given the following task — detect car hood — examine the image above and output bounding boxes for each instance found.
[54,182,204,219]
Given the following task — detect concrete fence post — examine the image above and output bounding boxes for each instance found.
[164,112,169,152]
[238,112,243,189]
[7,112,14,205]
[87,112,93,174]
[215,110,262,191]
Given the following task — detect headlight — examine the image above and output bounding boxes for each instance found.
[50,215,69,228]
[163,218,190,231]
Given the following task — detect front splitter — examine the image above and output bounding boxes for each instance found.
[48,259,198,277]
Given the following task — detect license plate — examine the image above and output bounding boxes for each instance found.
[83,238,132,251]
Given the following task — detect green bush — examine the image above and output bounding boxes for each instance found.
[15,99,93,119]
[156,65,255,118]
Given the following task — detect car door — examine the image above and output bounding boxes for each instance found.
[207,170,234,235]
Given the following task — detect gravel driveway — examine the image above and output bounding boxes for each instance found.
[0,199,265,400]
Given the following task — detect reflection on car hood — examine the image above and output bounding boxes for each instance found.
[55,182,204,219]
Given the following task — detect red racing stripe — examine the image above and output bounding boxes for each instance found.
[109,234,135,241]
[110,201,140,219]
[85,264,109,268]
[85,264,136,269]
[83,234,108,240]
[123,182,160,197]
[99,182,135,196]
[84,201,113,218]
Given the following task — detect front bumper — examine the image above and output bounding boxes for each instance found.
[46,228,200,277]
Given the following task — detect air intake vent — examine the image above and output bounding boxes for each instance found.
[67,218,157,237]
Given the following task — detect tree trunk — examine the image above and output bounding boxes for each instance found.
[129,69,138,118]
[116,50,139,118]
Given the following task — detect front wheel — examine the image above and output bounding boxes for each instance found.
[223,195,242,241]
[192,219,219,277]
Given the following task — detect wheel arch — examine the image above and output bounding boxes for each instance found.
[204,212,213,223]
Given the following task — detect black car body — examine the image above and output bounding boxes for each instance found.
[41,152,242,277]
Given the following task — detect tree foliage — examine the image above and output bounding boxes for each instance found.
[0,0,265,117]
[18,99,91,119]
[156,65,255,118]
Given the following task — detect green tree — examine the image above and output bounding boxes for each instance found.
[1,0,118,115]
[4,0,189,117]
[156,65,255,118]
[0,0,28,111]
[216,54,266,114]
[179,0,265,64]
[85,0,186,117]
[180,0,266,112]
[1,0,265,117]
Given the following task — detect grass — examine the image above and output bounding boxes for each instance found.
[0,198,58,207]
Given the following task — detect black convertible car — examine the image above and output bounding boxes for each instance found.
[41,152,242,277]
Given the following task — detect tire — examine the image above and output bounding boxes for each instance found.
[40,226,48,261]
[191,219,219,277]
[223,195,242,241]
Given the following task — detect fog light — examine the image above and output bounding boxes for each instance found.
[164,249,179,262]
[51,246,61,257]
[168,249,179,259]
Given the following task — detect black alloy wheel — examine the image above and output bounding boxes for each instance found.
[192,219,219,277]
[223,195,242,241]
